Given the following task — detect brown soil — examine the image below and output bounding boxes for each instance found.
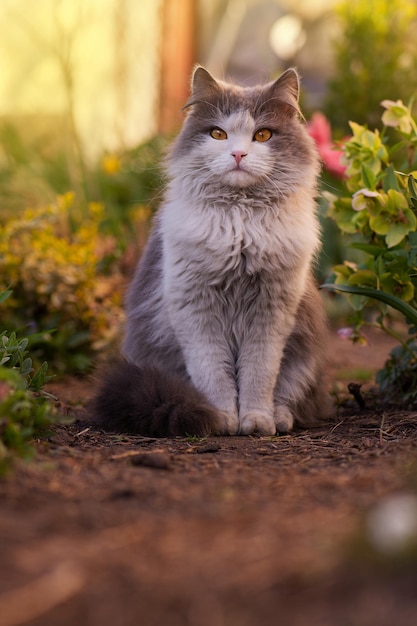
[1,328,417,626]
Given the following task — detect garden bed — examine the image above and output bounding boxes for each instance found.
[0,327,416,626]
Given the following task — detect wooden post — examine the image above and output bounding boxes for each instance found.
[158,0,196,133]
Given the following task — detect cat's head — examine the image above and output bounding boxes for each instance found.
[168,67,319,195]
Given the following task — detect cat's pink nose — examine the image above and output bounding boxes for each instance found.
[232,151,247,164]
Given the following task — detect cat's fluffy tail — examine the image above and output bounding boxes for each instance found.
[91,359,221,437]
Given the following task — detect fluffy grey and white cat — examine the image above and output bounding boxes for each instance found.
[93,66,330,437]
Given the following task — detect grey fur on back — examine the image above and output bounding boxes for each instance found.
[93,66,330,437]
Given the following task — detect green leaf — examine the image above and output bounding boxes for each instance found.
[383,165,400,192]
[321,283,417,325]
[369,213,390,235]
[408,174,417,200]
[0,289,13,305]
[20,358,34,376]
[327,199,360,234]
[333,262,357,283]
[29,362,53,391]
[380,275,415,302]
[386,224,410,247]
[361,163,377,190]
[350,243,385,256]
[348,121,366,138]
[348,269,378,288]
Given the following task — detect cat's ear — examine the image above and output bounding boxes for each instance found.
[268,68,302,118]
[182,66,220,111]
[192,66,219,95]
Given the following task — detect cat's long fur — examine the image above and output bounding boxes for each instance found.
[92,66,330,437]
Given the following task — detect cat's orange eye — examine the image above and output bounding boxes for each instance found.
[254,128,272,142]
[210,127,228,140]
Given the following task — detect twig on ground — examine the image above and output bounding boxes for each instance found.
[75,427,91,437]
[379,413,386,446]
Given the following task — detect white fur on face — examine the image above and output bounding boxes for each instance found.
[168,106,319,200]
[186,110,278,189]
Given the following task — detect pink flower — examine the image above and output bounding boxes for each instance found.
[308,111,332,145]
[308,112,347,178]
[337,327,354,340]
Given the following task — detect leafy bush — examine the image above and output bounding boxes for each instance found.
[0,118,67,218]
[325,0,417,132]
[0,193,125,373]
[324,99,417,405]
[0,118,167,223]
[0,290,56,474]
[96,134,169,233]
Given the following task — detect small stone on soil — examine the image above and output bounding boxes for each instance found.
[130,450,171,470]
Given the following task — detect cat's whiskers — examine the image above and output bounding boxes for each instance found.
[173,157,296,199]
[191,97,224,118]
[320,179,345,193]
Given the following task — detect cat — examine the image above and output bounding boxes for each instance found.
[92,66,330,437]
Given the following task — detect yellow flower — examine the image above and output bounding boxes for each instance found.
[0,194,125,361]
[131,204,152,223]
[101,154,121,175]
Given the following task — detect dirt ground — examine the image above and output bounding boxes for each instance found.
[0,327,417,626]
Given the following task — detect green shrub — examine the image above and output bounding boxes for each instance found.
[0,290,56,474]
[324,99,417,405]
[325,0,417,132]
[97,134,169,233]
[0,193,124,374]
[0,118,168,223]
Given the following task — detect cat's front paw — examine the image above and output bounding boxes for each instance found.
[217,411,239,435]
[239,412,276,436]
[274,405,294,433]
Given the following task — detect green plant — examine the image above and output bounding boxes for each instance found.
[0,115,167,231]
[325,0,417,132]
[0,289,56,473]
[323,99,417,405]
[0,367,56,474]
[96,134,169,233]
[0,193,124,373]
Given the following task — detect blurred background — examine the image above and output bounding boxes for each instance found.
[1,0,417,374]
[1,0,417,208]
[0,0,337,162]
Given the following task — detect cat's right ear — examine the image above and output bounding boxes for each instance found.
[192,66,218,94]
[182,66,220,111]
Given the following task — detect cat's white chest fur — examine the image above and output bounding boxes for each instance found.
[161,184,319,282]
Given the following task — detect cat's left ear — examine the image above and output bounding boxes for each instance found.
[268,68,302,118]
